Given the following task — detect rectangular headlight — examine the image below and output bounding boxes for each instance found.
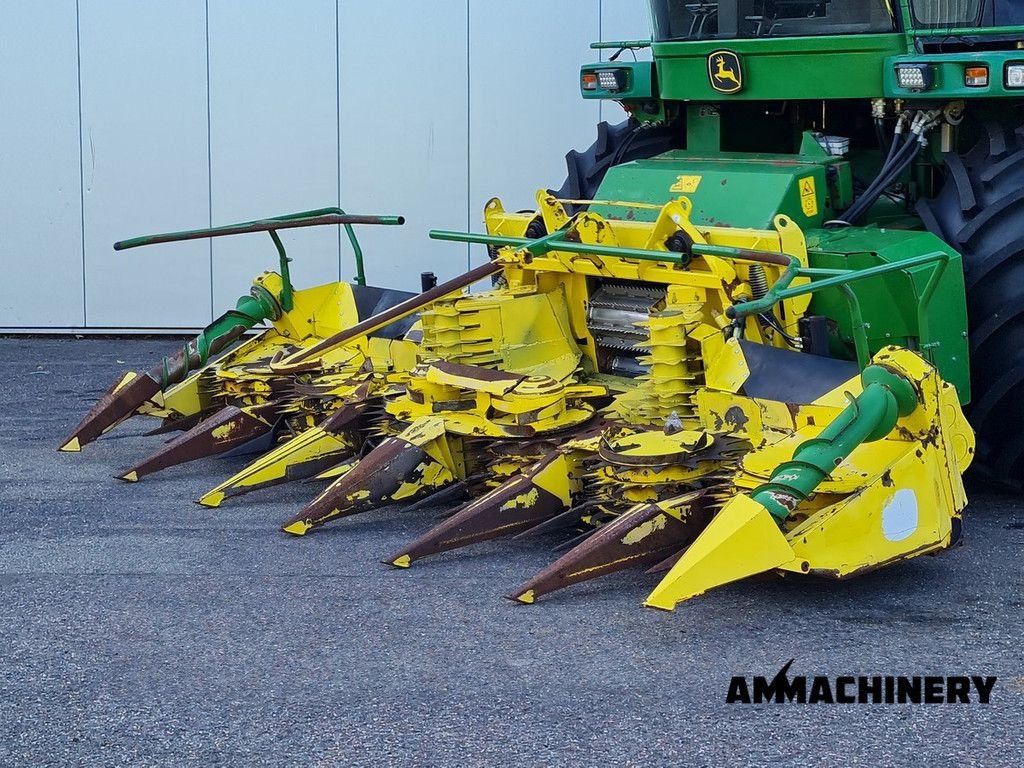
[597,69,626,92]
[895,63,934,91]
[1007,63,1024,89]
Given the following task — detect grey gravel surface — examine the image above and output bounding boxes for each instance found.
[1,337,1022,767]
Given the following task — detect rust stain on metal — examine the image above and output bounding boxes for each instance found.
[61,372,162,450]
[119,402,279,481]
[507,491,715,603]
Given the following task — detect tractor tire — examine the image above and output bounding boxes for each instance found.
[917,122,1024,490]
[551,118,678,207]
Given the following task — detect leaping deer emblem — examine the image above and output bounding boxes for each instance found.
[713,56,740,87]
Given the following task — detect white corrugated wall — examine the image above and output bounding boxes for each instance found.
[0,0,652,332]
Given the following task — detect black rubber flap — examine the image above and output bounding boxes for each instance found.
[738,340,859,404]
[351,285,418,340]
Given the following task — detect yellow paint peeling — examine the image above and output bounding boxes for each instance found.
[620,514,668,546]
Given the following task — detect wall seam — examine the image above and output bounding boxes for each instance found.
[75,0,87,326]
[466,0,471,272]
[205,0,214,321]
[336,0,342,282]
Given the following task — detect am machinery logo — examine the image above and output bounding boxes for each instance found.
[727,660,997,705]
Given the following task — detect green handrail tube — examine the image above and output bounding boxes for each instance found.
[590,40,652,50]
[113,208,406,295]
[726,251,949,320]
[429,229,798,269]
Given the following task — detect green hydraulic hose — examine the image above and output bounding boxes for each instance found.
[752,365,919,521]
[156,285,282,390]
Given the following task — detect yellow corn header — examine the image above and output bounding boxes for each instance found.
[60,194,974,611]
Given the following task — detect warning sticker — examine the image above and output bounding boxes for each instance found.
[670,175,703,194]
[799,176,818,217]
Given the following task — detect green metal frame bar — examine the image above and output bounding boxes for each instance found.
[912,24,1024,38]
[731,250,950,369]
[430,229,950,370]
[433,229,693,266]
[267,231,293,310]
[590,40,651,50]
[114,208,405,306]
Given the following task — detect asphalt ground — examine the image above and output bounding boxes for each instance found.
[1,336,1022,766]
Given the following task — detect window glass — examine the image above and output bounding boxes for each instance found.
[909,1,984,27]
[649,1,895,41]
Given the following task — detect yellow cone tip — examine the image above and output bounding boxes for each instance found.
[643,495,798,612]
[197,491,225,508]
[282,520,312,536]
[642,596,678,612]
[390,554,412,569]
[111,371,137,393]
[120,471,139,483]
[512,589,535,605]
[59,437,81,452]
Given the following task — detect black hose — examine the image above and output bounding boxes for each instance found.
[844,144,922,224]
[882,121,905,167]
[856,140,921,211]
[875,119,892,157]
[850,136,910,213]
[840,134,922,225]
[610,121,644,166]
[758,312,801,346]
[855,139,915,204]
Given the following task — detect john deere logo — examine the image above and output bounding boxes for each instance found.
[708,50,743,94]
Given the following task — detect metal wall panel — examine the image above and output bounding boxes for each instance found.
[0,1,84,328]
[208,0,340,311]
[2,1,637,329]
[467,0,601,266]
[79,0,210,328]
[338,0,470,292]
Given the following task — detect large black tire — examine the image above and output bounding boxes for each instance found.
[917,122,1024,489]
[552,119,679,207]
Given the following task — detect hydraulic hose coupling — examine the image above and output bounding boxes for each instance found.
[751,365,919,523]
[157,284,282,390]
[894,111,910,138]
[910,109,944,141]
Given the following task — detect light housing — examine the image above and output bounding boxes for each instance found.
[1006,63,1024,89]
[894,63,935,91]
[579,61,655,101]
[964,65,989,88]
